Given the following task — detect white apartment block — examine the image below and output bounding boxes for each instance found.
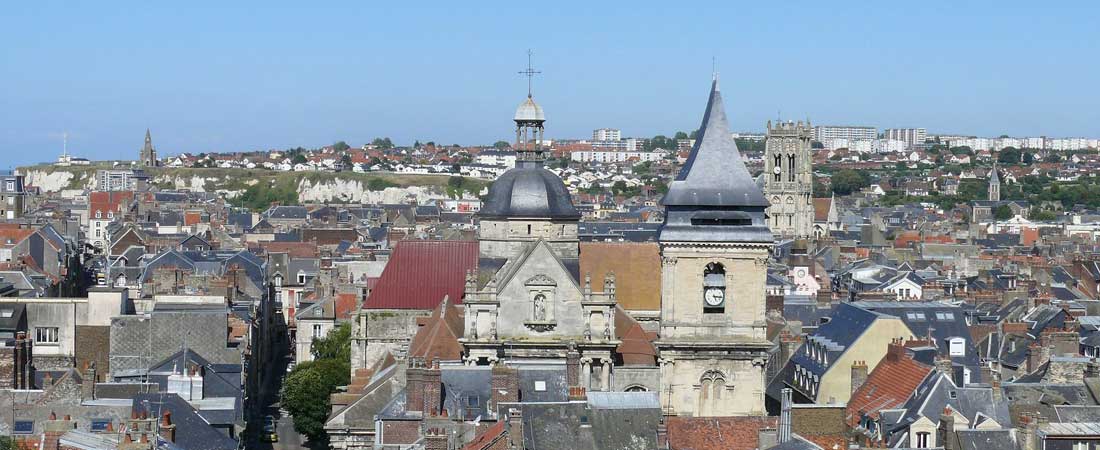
[940,135,1098,152]
[883,128,927,147]
[813,125,877,142]
[592,128,621,142]
[571,150,664,164]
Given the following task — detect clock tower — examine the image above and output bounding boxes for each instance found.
[656,76,774,417]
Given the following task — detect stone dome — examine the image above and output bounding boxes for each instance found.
[478,167,579,219]
[514,96,546,123]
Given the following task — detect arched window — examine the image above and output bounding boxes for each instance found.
[703,263,726,313]
[773,154,782,182]
[698,370,726,415]
[625,385,648,392]
[788,154,796,182]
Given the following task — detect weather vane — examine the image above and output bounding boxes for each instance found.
[518,49,541,98]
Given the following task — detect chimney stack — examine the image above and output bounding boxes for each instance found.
[507,408,524,450]
[778,388,793,444]
[938,407,957,450]
[851,360,869,395]
[161,411,176,443]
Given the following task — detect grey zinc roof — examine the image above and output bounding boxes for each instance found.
[661,78,768,208]
[477,167,580,219]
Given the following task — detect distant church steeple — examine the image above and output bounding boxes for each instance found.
[140,129,159,167]
[988,162,1001,202]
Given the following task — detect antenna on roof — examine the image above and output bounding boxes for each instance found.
[518,49,541,98]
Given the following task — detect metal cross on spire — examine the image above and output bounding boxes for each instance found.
[518,49,541,98]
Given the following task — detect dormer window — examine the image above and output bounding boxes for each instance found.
[96,211,102,219]
[949,337,965,356]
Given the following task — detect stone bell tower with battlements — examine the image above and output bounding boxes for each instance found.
[764,120,814,238]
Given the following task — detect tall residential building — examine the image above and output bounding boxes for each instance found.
[883,128,927,147]
[592,128,621,142]
[96,169,149,192]
[764,120,814,238]
[813,125,877,142]
[140,129,159,167]
[0,173,26,220]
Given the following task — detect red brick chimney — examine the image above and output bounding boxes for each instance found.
[886,338,906,363]
[424,358,442,416]
[491,366,520,412]
[405,357,425,415]
[161,411,176,443]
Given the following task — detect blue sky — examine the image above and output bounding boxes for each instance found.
[2,2,1098,167]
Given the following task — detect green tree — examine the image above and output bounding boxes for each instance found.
[371,137,394,149]
[281,367,331,443]
[1022,152,1034,165]
[282,323,351,445]
[332,141,350,152]
[1029,208,1056,221]
[674,131,689,140]
[998,147,1021,164]
[993,204,1013,220]
[312,322,351,361]
[292,154,308,165]
[340,153,352,168]
[831,169,871,196]
[368,178,395,191]
[493,140,511,149]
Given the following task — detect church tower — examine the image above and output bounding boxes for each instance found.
[657,77,773,416]
[988,163,1001,202]
[763,120,814,238]
[140,129,159,167]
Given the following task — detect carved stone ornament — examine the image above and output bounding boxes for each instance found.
[525,274,557,286]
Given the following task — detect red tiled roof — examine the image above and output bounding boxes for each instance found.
[334,293,359,320]
[463,420,506,450]
[407,298,465,362]
[365,240,477,310]
[261,242,319,258]
[813,197,832,222]
[845,341,933,427]
[666,416,777,450]
[89,191,134,217]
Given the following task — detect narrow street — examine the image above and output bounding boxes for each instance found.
[243,317,310,450]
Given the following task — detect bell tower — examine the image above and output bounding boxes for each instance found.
[657,76,774,417]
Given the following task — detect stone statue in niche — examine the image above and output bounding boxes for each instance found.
[533,293,547,321]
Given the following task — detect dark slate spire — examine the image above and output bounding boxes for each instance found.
[661,77,769,208]
[658,77,774,244]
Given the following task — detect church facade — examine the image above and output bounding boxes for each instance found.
[763,120,814,238]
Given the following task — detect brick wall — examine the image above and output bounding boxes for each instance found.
[380,420,421,445]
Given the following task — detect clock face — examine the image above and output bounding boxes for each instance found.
[704,288,725,306]
[797,269,807,277]
[773,166,782,174]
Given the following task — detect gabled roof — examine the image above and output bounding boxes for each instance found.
[846,344,933,427]
[661,78,768,208]
[406,296,464,361]
[366,240,477,309]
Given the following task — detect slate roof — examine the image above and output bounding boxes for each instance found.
[771,302,886,401]
[851,301,981,378]
[131,393,238,450]
[366,240,477,309]
[661,78,767,208]
[477,167,581,219]
[885,373,1010,447]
